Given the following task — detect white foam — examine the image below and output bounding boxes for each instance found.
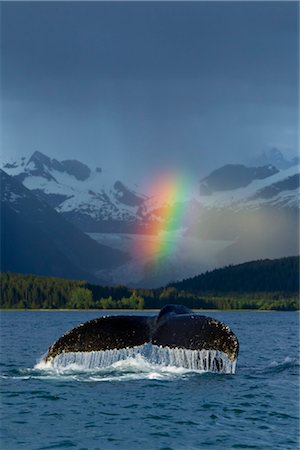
[268,356,296,368]
[35,344,236,375]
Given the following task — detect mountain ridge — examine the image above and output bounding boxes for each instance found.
[2,150,299,235]
[200,164,279,195]
[1,150,298,287]
[2,151,154,233]
[0,169,128,282]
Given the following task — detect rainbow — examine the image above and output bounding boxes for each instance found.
[134,171,195,265]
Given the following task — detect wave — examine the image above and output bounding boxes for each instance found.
[0,357,211,383]
[237,356,299,377]
[264,356,299,373]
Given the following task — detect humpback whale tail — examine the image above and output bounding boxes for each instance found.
[44,305,239,373]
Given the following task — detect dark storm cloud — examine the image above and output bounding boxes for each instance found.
[1,1,299,183]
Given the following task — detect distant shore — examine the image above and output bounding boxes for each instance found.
[1,308,299,312]
[2,271,298,311]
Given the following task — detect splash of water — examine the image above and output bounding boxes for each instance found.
[36,344,236,374]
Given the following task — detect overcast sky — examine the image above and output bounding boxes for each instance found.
[1,1,299,185]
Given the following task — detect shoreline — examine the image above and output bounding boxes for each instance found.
[1,308,299,312]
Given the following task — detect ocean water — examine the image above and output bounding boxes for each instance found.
[0,311,299,450]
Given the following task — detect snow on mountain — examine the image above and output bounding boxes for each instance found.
[248,148,299,170]
[1,151,154,232]
[1,151,299,286]
[2,156,27,176]
[199,164,279,195]
[2,150,299,239]
[0,169,128,281]
[0,167,37,211]
[199,165,300,211]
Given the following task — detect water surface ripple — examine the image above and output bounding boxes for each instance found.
[0,311,298,449]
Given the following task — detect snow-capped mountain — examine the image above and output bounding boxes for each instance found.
[1,150,299,287]
[0,169,127,281]
[248,148,299,170]
[199,164,300,210]
[199,164,279,195]
[2,151,299,237]
[2,151,155,233]
[189,163,299,271]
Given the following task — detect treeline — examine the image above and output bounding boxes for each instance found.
[169,256,299,293]
[0,265,299,311]
[0,273,145,310]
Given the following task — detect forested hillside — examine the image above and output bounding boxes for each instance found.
[169,256,299,293]
[1,256,299,310]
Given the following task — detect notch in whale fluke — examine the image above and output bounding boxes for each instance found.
[44,305,239,366]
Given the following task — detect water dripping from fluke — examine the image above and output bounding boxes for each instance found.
[36,344,237,374]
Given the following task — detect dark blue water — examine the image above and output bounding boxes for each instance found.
[0,311,299,450]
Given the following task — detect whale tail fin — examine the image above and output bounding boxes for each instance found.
[153,314,239,362]
[45,315,153,361]
[45,312,238,363]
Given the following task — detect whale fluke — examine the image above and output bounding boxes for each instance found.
[45,316,153,361]
[44,305,239,365]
